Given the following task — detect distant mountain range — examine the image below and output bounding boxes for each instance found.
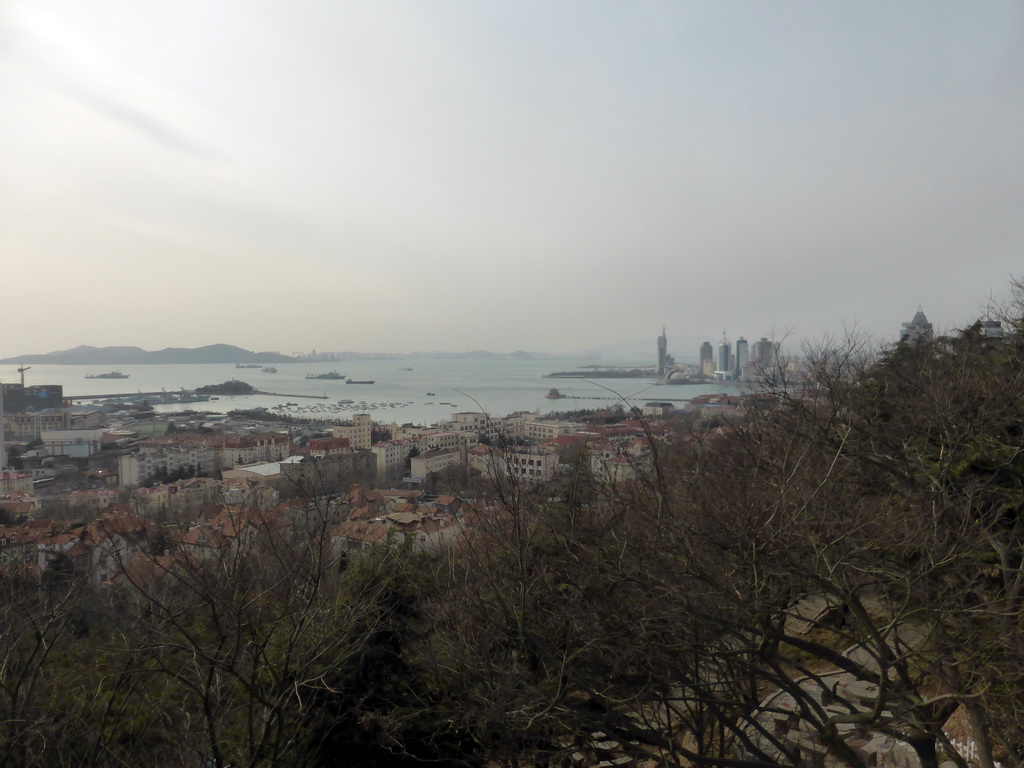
[2,340,708,366]
[0,345,592,365]
[0,345,295,365]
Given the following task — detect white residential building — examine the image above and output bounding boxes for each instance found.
[119,443,218,487]
[370,439,419,479]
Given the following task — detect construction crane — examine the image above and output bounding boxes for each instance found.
[17,366,31,387]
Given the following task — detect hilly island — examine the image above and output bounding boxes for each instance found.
[0,345,582,365]
[0,344,294,365]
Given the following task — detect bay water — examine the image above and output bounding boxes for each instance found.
[0,359,742,427]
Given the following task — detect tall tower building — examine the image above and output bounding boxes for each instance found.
[735,337,748,378]
[656,327,668,377]
[752,337,773,365]
[699,341,714,377]
[718,332,731,376]
[699,341,713,364]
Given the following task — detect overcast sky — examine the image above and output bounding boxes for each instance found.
[1,1,1022,357]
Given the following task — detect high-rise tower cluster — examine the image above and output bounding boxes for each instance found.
[702,333,778,381]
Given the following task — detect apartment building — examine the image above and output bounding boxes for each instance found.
[119,442,219,487]
[219,433,291,468]
[332,414,372,450]
[409,448,461,479]
[0,470,33,495]
[524,419,580,442]
[370,438,419,479]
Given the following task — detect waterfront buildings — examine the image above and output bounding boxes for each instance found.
[0,383,64,414]
[117,432,291,487]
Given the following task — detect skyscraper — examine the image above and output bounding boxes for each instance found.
[657,327,668,377]
[699,341,714,377]
[718,332,731,376]
[735,337,748,377]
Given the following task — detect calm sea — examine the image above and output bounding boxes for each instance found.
[0,359,742,427]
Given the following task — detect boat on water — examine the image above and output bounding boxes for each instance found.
[262,366,278,373]
[305,371,345,380]
[346,379,375,385]
[398,366,414,371]
[235,363,261,369]
[85,371,129,379]
[425,392,436,396]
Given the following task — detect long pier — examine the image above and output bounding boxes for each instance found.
[67,391,166,401]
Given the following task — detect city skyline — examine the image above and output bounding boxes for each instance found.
[2,1,1021,358]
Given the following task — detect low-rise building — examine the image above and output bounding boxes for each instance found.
[220,478,280,508]
[7,407,102,441]
[119,441,219,487]
[524,419,580,442]
[420,430,470,451]
[493,411,538,440]
[68,488,119,511]
[502,448,560,483]
[218,433,291,469]
[641,402,675,419]
[0,470,34,495]
[41,428,105,458]
[469,445,559,485]
[308,437,350,458]
[409,448,462,480]
[442,412,497,441]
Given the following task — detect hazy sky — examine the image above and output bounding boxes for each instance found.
[2,1,1022,357]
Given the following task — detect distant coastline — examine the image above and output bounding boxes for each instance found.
[545,368,655,379]
[0,344,595,366]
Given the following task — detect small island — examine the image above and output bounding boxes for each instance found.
[195,380,257,396]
